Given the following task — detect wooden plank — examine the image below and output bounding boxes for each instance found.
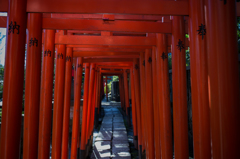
[56,35,156,46]
[0,0,188,15]
[73,48,144,52]
[83,58,133,63]
[43,18,171,33]
[73,51,139,57]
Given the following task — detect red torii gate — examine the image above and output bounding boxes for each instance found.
[0,0,239,159]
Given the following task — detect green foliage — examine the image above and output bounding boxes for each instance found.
[168,49,190,70]
[112,76,119,81]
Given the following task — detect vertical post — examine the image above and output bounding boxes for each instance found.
[52,30,66,159]
[139,53,147,156]
[86,64,96,149]
[105,76,108,101]
[38,29,55,159]
[119,76,123,110]
[0,0,27,158]
[130,67,138,149]
[133,59,142,156]
[94,70,100,128]
[188,0,211,158]
[145,49,155,159]
[61,47,73,159]
[70,57,83,159]
[156,33,173,159]
[152,46,161,159]
[123,69,130,125]
[205,1,240,158]
[80,63,90,159]
[92,70,98,129]
[172,16,189,159]
[23,13,42,159]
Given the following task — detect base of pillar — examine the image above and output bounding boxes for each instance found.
[142,149,146,159]
[80,150,86,159]
[134,136,138,149]
[127,107,131,127]
[138,145,142,159]
[77,148,80,159]
[94,108,99,128]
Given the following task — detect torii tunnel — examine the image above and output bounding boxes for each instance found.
[0,0,240,159]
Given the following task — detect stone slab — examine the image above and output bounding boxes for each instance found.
[113,131,128,141]
[111,151,131,158]
[94,141,111,150]
[92,148,111,158]
[113,127,126,131]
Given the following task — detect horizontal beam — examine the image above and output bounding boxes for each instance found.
[0,0,188,15]
[73,47,144,52]
[56,35,156,46]
[83,58,133,63]
[43,18,172,33]
[73,51,139,57]
[97,66,131,69]
[68,45,152,49]
[51,14,171,21]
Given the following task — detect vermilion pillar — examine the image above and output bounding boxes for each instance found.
[22,13,42,159]
[130,67,138,149]
[139,53,147,155]
[38,29,55,159]
[94,70,100,127]
[123,69,130,125]
[91,70,97,131]
[172,16,189,159]
[119,76,124,110]
[80,63,90,159]
[61,47,73,159]
[151,46,161,159]
[133,59,142,155]
[205,1,240,158]
[156,33,173,159]
[105,76,108,101]
[120,75,126,111]
[145,49,155,159]
[52,30,66,159]
[189,0,211,158]
[70,57,83,159]
[86,64,96,146]
[0,0,27,158]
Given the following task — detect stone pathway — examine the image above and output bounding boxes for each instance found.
[91,107,131,159]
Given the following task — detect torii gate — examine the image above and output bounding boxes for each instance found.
[0,0,240,159]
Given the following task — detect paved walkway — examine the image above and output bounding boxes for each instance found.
[91,106,131,159]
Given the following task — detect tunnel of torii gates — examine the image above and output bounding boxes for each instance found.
[0,0,240,159]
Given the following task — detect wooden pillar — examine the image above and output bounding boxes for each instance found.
[86,64,96,148]
[52,30,66,159]
[61,47,73,159]
[123,69,130,125]
[105,76,108,101]
[130,67,138,149]
[70,57,83,159]
[188,0,211,158]
[23,13,42,159]
[152,46,161,159]
[119,76,124,110]
[92,70,97,129]
[145,49,155,159]
[133,59,142,154]
[80,63,90,159]
[156,33,173,159]
[94,70,100,128]
[38,29,55,159]
[139,53,147,156]
[205,1,240,158]
[172,16,189,159]
[0,0,27,158]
